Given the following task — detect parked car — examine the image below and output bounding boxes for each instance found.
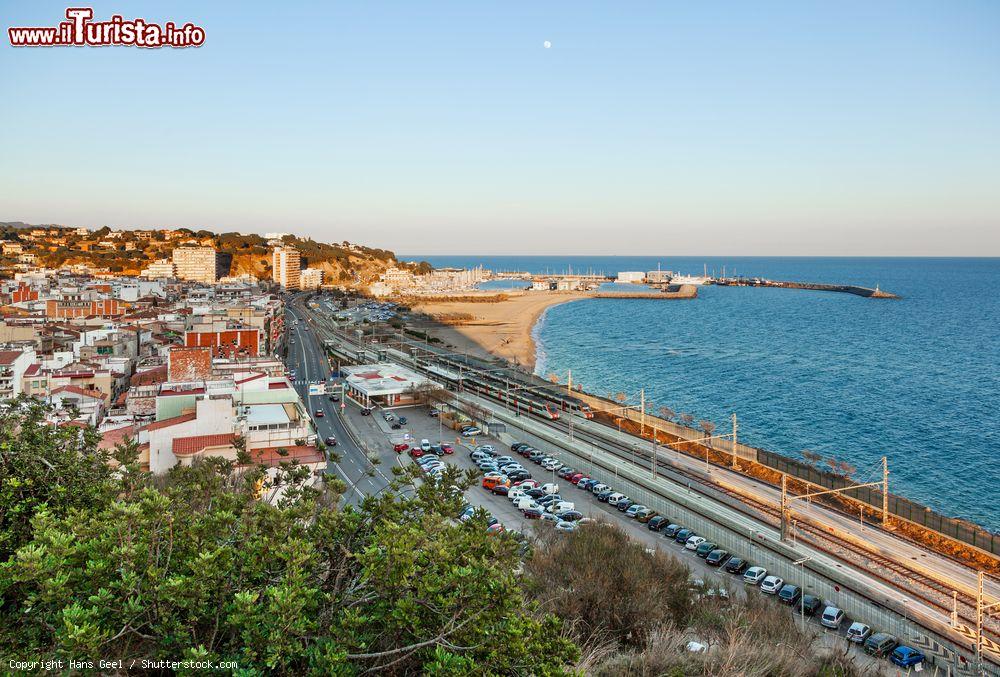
[636,508,657,523]
[705,550,731,567]
[440,443,454,454]
[410,448,425,459]
[724,557,749,575]
[508,488,526,502]
[491,484,510,496]
[393,443,409,452]
[482,476,509,490]
[685,536,707,551]
[360,408,372,416]
[846,622,872,643]
[863,633,899,658]
[606,492,627,506]
[674,528,694,544]
[397,416,407,425]
[778,584,802,605]
[547,501,575,514]
[569,473,585,484]
[695,541,718,558]
[590,482,610,494]
[647,516,670,531]
[889,646,925,668]
[507,470,531,482]
[820,606,845,630]
[383,412,395,422]
[325,436,337,446]
[528,450,547,462]
[540,483,559,495]
[420,439,432,452]
[625,504,647,518]
[461,426,482,437]
[596,488,614,502]
[796,594,823,616]
[511,442,529,452]
[558,510,584,522]
[662,524,682,538]
[390,422,401,430]
[616,498,634,512]
[522,507,544,520]
[428,408,439,417]
[478,445,497,454]
[760,575,784,594]
[743,566,767,585]
[555,520,577,533]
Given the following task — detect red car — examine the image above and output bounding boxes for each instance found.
[314,409,324,418]
[440,443,454,454]
[570,473,585,484]
[409,448,424,458]
[393,443,409,453]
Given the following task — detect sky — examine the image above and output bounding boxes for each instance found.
[1,1,998,256]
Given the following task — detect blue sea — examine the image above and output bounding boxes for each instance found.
[409,256,1000,529]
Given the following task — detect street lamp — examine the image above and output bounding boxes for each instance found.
[793,556,813,632]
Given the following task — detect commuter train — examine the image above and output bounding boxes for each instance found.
[422,363,561,420]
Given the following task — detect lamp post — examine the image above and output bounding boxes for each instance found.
[793,556,813,632]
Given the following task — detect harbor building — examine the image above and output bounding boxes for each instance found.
[617,271,646,284]
[271,246,302,290]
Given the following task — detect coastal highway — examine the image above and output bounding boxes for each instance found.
[285,304,394,505]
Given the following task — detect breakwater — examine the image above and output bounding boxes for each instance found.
[714,277,900,299]
[591,284,697,300]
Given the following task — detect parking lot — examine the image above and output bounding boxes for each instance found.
[348,400,894,674]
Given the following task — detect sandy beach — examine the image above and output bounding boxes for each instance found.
[410,291,589,371]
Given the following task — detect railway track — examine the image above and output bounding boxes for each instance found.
[544,417,1000,648]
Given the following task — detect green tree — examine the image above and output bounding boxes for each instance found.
[0,397,116,561]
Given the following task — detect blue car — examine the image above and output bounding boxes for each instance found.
[889,646,925,668]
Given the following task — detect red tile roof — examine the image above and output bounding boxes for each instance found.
[23,363,41,376]
[173,433,236,456]
[0,350,23,366]
[143,412,197,431]
[51,384,107,401]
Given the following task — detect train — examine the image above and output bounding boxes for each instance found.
[421,359,597,420]
[421,363,561,420]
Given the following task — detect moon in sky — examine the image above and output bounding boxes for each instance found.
[543,40,552,49]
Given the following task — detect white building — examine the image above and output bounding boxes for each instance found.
[172,247,222,284]
[142,259,177,279]
[271,246,301,290]
[0,348,34,400]
[616,271,646,284]
[342,363,435,407]
[300,268,324,290]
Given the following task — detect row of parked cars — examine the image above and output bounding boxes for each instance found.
[474,444,584,533]
[505,440,929,670]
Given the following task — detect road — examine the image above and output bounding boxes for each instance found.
[285,304,392,505]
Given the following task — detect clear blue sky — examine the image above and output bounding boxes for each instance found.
[2,1,998,255]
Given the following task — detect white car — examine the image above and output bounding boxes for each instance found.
[546,501,575,514]
[846,622,871,643]
[606,492,627,506]
[476,445,496,454]
[684,536,706,551]
[508,488,526,502]
[590,483,610,495]
[820,606,845,629]
[461,427,482,437]
[420,439,431,452]
[743,567,767,585]
[760,575,784,594]
[515,498,540,512]
[542,459,562,471]
[540,482,559,495]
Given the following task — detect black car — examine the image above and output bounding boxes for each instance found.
[325,436,337,446]
[616,499,634,512]
[390,422,401,430]
[558,510,584,522]
[795,594,823,616]
[491,485,510,496]
[507,470,531,482]
[328,394,340,402]
[360,408,372,416]
[662,524,682,538]
[398,416,407,425]
[519,446,536,457]
[778,584,802,605]
[724,557,749,575]
[525,488,547,499]
[647,516,669,531]
[511,442,528,452]
[674,528,694,544]
[705,549,732,567]
[596,489,614,502]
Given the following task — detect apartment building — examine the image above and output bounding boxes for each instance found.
[141,259,177,279]
[172,247,229,284]
[271,246,301,290]
[300,267,324,289]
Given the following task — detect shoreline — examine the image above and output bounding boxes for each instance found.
[410,291,589,370]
